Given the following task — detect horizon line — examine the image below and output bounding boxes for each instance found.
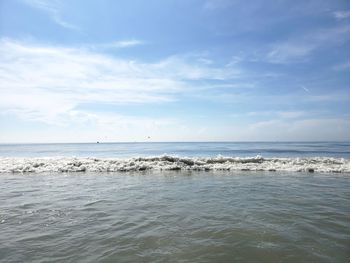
[0,140,349,145]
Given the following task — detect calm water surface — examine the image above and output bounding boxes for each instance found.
[1,142,350,158]
[0,171,349,262]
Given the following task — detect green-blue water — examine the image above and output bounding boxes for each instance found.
[0,171,349,262]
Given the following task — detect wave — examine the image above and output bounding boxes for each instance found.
[0,155,349,173]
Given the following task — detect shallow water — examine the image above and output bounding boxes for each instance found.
[1,171,349,262]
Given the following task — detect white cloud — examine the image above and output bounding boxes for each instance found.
[108,40,144,48]
[23,0,79,30]
[151,55,240,80]
[333,10,350,20]
[90,40,145,49]
[0,39,238,127]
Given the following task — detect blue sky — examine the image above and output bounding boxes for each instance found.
[0,0,350,142]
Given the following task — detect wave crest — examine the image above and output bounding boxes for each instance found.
[0,155,349,173]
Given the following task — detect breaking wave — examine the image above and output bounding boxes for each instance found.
[0,155,349,173]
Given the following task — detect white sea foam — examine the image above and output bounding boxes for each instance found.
[0,155,349,173]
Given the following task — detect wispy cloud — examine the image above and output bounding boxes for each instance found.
[245,118,350,141]
[109,40,144,48]
[333,10,350,20]
[305,94,350,102]
[301,86,310,92]
[0,39,238,125]
[23,0,79,30]
[332,60,350,71]
[90,40,145,50]
[243,110,305,119]
[267,43,314,63]
[266,25,350,63]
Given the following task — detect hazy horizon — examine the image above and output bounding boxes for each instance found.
[0,140,350,145]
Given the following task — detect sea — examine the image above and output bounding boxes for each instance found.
[0,142,349,262]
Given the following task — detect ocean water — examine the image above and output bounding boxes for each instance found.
[1,141,350,158]
[1,142,350,174]
[0,142,349,262]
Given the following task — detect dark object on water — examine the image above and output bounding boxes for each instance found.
[307,168,314,173]
[97,141,100,144]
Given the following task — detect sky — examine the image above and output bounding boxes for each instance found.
[0,0,350,143]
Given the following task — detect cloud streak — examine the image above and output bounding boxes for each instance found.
[87,40,145,50]
[106,40,144,48]
[0,39,238,125]
[23,0,79,30]
[266,25,350,63]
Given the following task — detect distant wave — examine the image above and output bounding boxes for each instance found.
[0,155,349,173]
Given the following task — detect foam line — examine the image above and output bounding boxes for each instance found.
[0,155,349,173]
